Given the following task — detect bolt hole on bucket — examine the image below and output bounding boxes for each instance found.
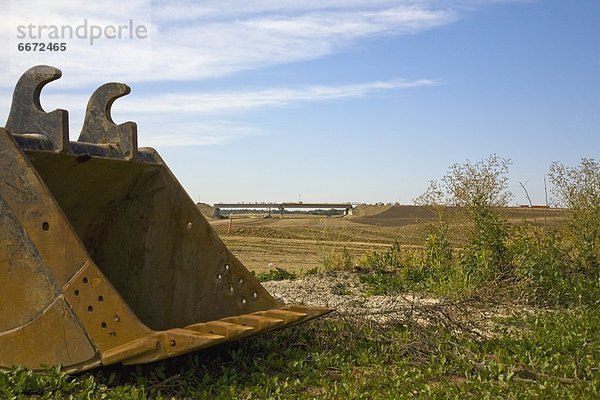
[0,65,333,373]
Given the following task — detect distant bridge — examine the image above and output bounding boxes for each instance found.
[212,202,354,218]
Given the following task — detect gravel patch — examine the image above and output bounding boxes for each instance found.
[262,271,532,336]
[262,271,444,324]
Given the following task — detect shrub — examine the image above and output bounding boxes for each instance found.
[509,223,600,307]
[321,247,354,271]
[363,156,600,305]
[414,154,512,207]
[357,241,406,272]
[460,198,511,281]
[508,224,569,305]
[422,217,453,270]
[415,155,513,287]
[255,267,297,282]
[548,158,600,274]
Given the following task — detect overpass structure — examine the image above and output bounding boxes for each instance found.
[212,202,354,218]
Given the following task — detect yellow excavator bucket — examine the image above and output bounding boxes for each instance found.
[0,65,331,373]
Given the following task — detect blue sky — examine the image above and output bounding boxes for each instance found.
[2,0,599,205]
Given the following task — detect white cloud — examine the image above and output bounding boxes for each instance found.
[0,0,509,147]
[0,77,435,116]
[139,121,263,148]
[3,0,457,87]
[144,5,455,82]
[120,79,437,114]
[152,1,438,22]
[132,78,436,146]
[151,0,523,22]
[0,78,436,146]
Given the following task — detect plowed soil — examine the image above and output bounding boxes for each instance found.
[207,205,565,273]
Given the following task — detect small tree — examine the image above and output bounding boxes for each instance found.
[548,158,600,273]
[548,158,600,209]
[423,217,453,270]
[414,155,512,279]
[414,154,512,207]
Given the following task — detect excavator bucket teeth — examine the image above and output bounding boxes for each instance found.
[0,66,333,373]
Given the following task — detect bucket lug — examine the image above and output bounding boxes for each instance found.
[78,83,138,160]
[5,65,69,153]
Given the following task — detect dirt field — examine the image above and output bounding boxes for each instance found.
[207,205,566,273]
[210,214,400,273]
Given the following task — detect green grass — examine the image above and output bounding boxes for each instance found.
[2,308,598,399]
[254,267,298,282]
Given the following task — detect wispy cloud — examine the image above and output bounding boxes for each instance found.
[152,1,434,22]
[0,78,436,146]
[138,121,263,147]
[0,0,499,147]
[0,78,436,116]
[139,5,455,82]
[121,79,438,114]
[151,0,522,22]
[127,78,436,146]
[3,0,457,87]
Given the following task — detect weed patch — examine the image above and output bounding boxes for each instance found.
[255,267,298,282]
[4,308,598,399]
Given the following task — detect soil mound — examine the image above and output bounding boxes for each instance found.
[351,205,437,226]
[197,202,214,218]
